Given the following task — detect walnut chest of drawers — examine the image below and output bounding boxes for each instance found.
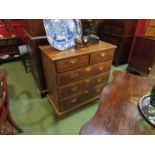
[40,41,116,117]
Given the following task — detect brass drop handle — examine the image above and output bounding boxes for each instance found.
[71,73,79,78]
[0,91,6,105]
[85,67,92,72]
[0,81,4,87]
[70,58,78,64]
[148,67,152,71]
[85,79,91,83]
[97,78,102,82]
[71,98,78,103]
[99,66,103,71]
[100,53,105,57]
[84,90,89,94]
[71,87,78,92]
[96,88,101,93]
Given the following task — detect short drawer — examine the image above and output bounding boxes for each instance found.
[58,72,110,98]
[56,55,89,73]
[57,60,112,86]
[60,84,105,111]
[90,49,114,65]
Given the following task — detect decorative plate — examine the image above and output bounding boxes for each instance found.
[43,19,82,50]
[139,94,155,126]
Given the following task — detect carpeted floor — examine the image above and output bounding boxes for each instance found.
[0,60,127,134]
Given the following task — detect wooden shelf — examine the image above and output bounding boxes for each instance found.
[0,54,20,63]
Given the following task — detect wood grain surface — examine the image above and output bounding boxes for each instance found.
[80,70,155,135]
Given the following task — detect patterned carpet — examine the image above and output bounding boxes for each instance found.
[0,60,127,134]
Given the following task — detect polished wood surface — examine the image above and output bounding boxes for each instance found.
[80,70,155,135]
[24,19,46,37]
[145,20,155,37]
[57,61,112,86]
[58,72,110,98]
[40,41,116,61]
[40,41,116,117]
[100,19,137,35]
[0,69,23,134]
[128,36,155,75]
[56,55,89,73]
[24,29,49,97]
[98,19,137,66]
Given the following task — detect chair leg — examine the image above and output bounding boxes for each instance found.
[7,111,23,133]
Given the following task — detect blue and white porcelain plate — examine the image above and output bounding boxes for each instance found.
[43,19,82,50]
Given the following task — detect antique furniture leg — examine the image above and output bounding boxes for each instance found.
[7,111,23,133]
[0,69,23,134]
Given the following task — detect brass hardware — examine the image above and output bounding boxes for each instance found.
[70,58,78,64]
[96,88,101,93]
[148,67,152,71]
[72,98,78,103]
[97,78,102,82]
[86,67,92,72]
[100,53,105,57]
[84,90,89,94]
[99,66,103,71]
[71,73,79,78]
[71,87,78,92]
[85,79,91,83]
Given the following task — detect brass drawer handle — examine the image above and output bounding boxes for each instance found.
[97,78,102,83]
[85,79,91,83]
[99,66,103,71]
[148,67,152,71]
[100,53,105,57]
[85,67,92,72]
[71,87,78,92]
[84,90,89,94]
[71,98,78,103]
[71,73,79,78]
[96,88,101,93]
[0,91,6,103]
[70,58,78,64]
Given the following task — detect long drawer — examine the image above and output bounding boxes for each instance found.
[60,84,105,111]
[57,60,112,86]
[58,72,110,98]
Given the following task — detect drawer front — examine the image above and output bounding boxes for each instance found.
[90,49,114,65]
[58,72,110,98]
[57,60,112,86]
[56,55,89,73]
[60,84,105,111]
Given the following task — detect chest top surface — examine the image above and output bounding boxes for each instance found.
[39,41,116,61]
